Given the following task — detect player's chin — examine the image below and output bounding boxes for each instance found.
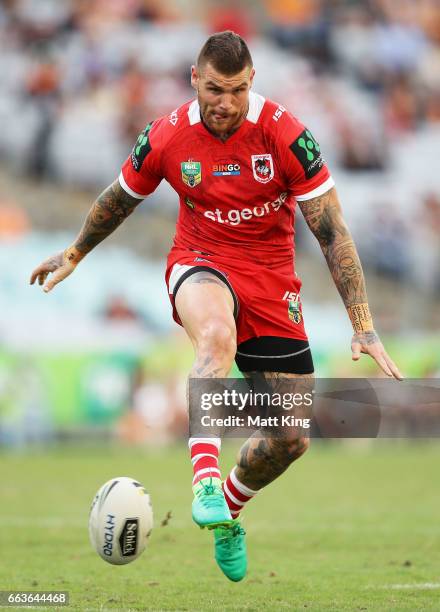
[211,119,230,130]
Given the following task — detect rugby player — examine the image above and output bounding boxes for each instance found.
[30,31,403,582]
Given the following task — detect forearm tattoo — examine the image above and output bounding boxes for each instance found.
[73,180,142,257]
[298,188,370,312]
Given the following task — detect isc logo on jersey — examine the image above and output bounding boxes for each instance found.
[272,104,286,122]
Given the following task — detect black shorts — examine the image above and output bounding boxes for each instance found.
[235,336,314,375]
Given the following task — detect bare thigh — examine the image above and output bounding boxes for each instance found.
[175,270,237,377]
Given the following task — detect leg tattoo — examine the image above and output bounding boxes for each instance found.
[235,372,314,490]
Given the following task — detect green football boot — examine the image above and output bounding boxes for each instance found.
[214,519,247,582]
[192,477,233,529]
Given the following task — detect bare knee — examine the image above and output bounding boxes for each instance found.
[196,321,236,357]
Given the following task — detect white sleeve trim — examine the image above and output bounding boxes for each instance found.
[247,91,266,124]
[294,176,335,202]
[188,99,201,125]
[118,171,149,200]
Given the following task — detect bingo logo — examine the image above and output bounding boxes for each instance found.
[212,162,241,176]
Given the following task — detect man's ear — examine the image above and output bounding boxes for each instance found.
[190,65,199,92]
[249,67,255,88]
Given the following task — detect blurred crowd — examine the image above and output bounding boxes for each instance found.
[1,0,439,446]
[0,0,439,291]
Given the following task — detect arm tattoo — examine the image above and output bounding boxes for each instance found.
[73,180,142,257]
[298,188,368,308]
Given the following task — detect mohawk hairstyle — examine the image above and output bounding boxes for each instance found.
[197,31,253,75]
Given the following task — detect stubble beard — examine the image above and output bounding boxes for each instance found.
[199,99,249,142]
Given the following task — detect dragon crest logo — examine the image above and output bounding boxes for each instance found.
[251,154,274,184]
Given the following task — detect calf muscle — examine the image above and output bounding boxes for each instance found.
[235,371,313,489]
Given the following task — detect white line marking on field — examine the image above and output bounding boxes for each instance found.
[385,583,440,590]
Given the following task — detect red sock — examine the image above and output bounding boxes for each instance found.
[189,437,221,487]
[222,467,258,518]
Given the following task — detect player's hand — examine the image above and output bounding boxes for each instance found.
[29,250,78,293]
[351,330,403,380]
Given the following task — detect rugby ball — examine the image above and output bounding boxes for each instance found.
[89,477,153,565]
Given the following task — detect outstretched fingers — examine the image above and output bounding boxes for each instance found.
[42,267,68,293]
[372,351,394,378]
[30,265,47,285]
[383,352,404,381]
[368,345,403,380]
[351,336,404,380]
[30,252,69,292]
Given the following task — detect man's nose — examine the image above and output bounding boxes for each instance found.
[219,93,233,110]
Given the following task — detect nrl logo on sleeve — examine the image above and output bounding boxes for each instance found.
[181,161,202,188]
[131,122,153,172]
[251,154,274,183]
[290,129,324,179]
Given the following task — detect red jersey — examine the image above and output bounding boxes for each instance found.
[120,92,334,268]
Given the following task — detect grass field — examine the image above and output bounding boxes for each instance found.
[1,441,439,611]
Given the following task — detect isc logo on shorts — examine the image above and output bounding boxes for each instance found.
[282,291,300,301]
